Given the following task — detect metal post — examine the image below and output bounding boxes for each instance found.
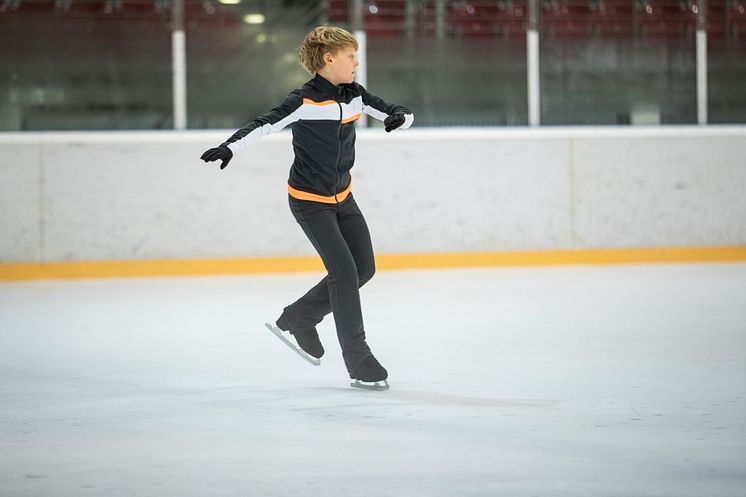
[354,30,368,90]
[435,0,445,39]
[172,0,187,130]
[350,0,363,30]
[405,0,416,38]
[527,0,540,126]
[696,0,708,125]
[351,0,368,127]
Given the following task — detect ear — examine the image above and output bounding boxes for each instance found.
[323,52,334,65]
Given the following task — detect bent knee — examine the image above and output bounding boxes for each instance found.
[358,262,376,286]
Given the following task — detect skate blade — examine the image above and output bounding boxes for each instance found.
[264,323,321,366]
[350,380,390,391]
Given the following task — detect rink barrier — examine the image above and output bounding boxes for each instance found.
[2,127,745,269]
[1,246,745,282]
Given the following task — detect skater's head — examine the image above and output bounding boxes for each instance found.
[299,25,359,85]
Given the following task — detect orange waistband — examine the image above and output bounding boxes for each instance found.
[288,179,352,204]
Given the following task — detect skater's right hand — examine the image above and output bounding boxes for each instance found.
[200,145,233,170]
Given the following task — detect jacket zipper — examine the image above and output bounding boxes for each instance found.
[334,89,343,204]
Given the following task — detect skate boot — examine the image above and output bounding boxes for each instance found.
[350,356,389,390]
[276,314,324,359]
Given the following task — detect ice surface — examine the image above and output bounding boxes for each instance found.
[1,264,745,496]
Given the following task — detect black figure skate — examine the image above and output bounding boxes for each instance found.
[263,322,322,366]
[350,356,389,391]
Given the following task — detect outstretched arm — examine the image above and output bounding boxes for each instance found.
[200,91,303,170]
[356,84,414,132]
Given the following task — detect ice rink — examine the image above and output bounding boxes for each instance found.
[1,263,745,497]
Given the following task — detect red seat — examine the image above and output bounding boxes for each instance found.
[730,0,746,39]
[637,0,698,38]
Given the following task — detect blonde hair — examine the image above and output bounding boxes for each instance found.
[298,26,358,75]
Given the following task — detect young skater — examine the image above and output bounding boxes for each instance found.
[200,26,413,387]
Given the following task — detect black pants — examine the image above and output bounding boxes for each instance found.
[281,194,375,373]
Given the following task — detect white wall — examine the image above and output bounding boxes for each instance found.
[1,127,745,263]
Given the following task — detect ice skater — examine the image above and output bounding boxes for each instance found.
[200,26,413,389]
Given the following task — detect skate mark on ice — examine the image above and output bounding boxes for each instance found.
[375,390,557,408]
[307,387,558,408]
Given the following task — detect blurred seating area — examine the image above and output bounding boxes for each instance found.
[326,0,746,39]
[1,0,745,39]
[2,0,744,130]
[0,0,173,19]
[0,0,746,38]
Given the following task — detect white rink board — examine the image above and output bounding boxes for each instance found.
[0,127,745,263]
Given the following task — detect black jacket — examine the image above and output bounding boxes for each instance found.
[222,74,413,200]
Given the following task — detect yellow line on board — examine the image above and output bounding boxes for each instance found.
[1,247,745,282]
[376,246,746,269]
[0,257,325,282]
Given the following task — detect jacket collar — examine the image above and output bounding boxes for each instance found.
[313,73,339,93]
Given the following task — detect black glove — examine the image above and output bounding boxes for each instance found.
[200,145,233,170]
[384,113,406,132]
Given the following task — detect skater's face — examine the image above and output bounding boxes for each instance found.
[321,45,358,86]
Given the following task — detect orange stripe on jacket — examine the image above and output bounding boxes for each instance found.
[341,113,361,124]
[288,179,353,204]
[302,98,337,106]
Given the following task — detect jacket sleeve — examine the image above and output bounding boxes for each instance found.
[221,91,304,155]
[356,84,414,130]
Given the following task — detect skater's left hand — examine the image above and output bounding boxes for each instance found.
[384,113,406,132]
[200,145,233,170]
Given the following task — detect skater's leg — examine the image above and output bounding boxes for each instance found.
[337,195,376,286]
[278,277,330,332]
[280,195,376,330]
[285,197,372,372]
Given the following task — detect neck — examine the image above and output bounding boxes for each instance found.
[316,70,340,86]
